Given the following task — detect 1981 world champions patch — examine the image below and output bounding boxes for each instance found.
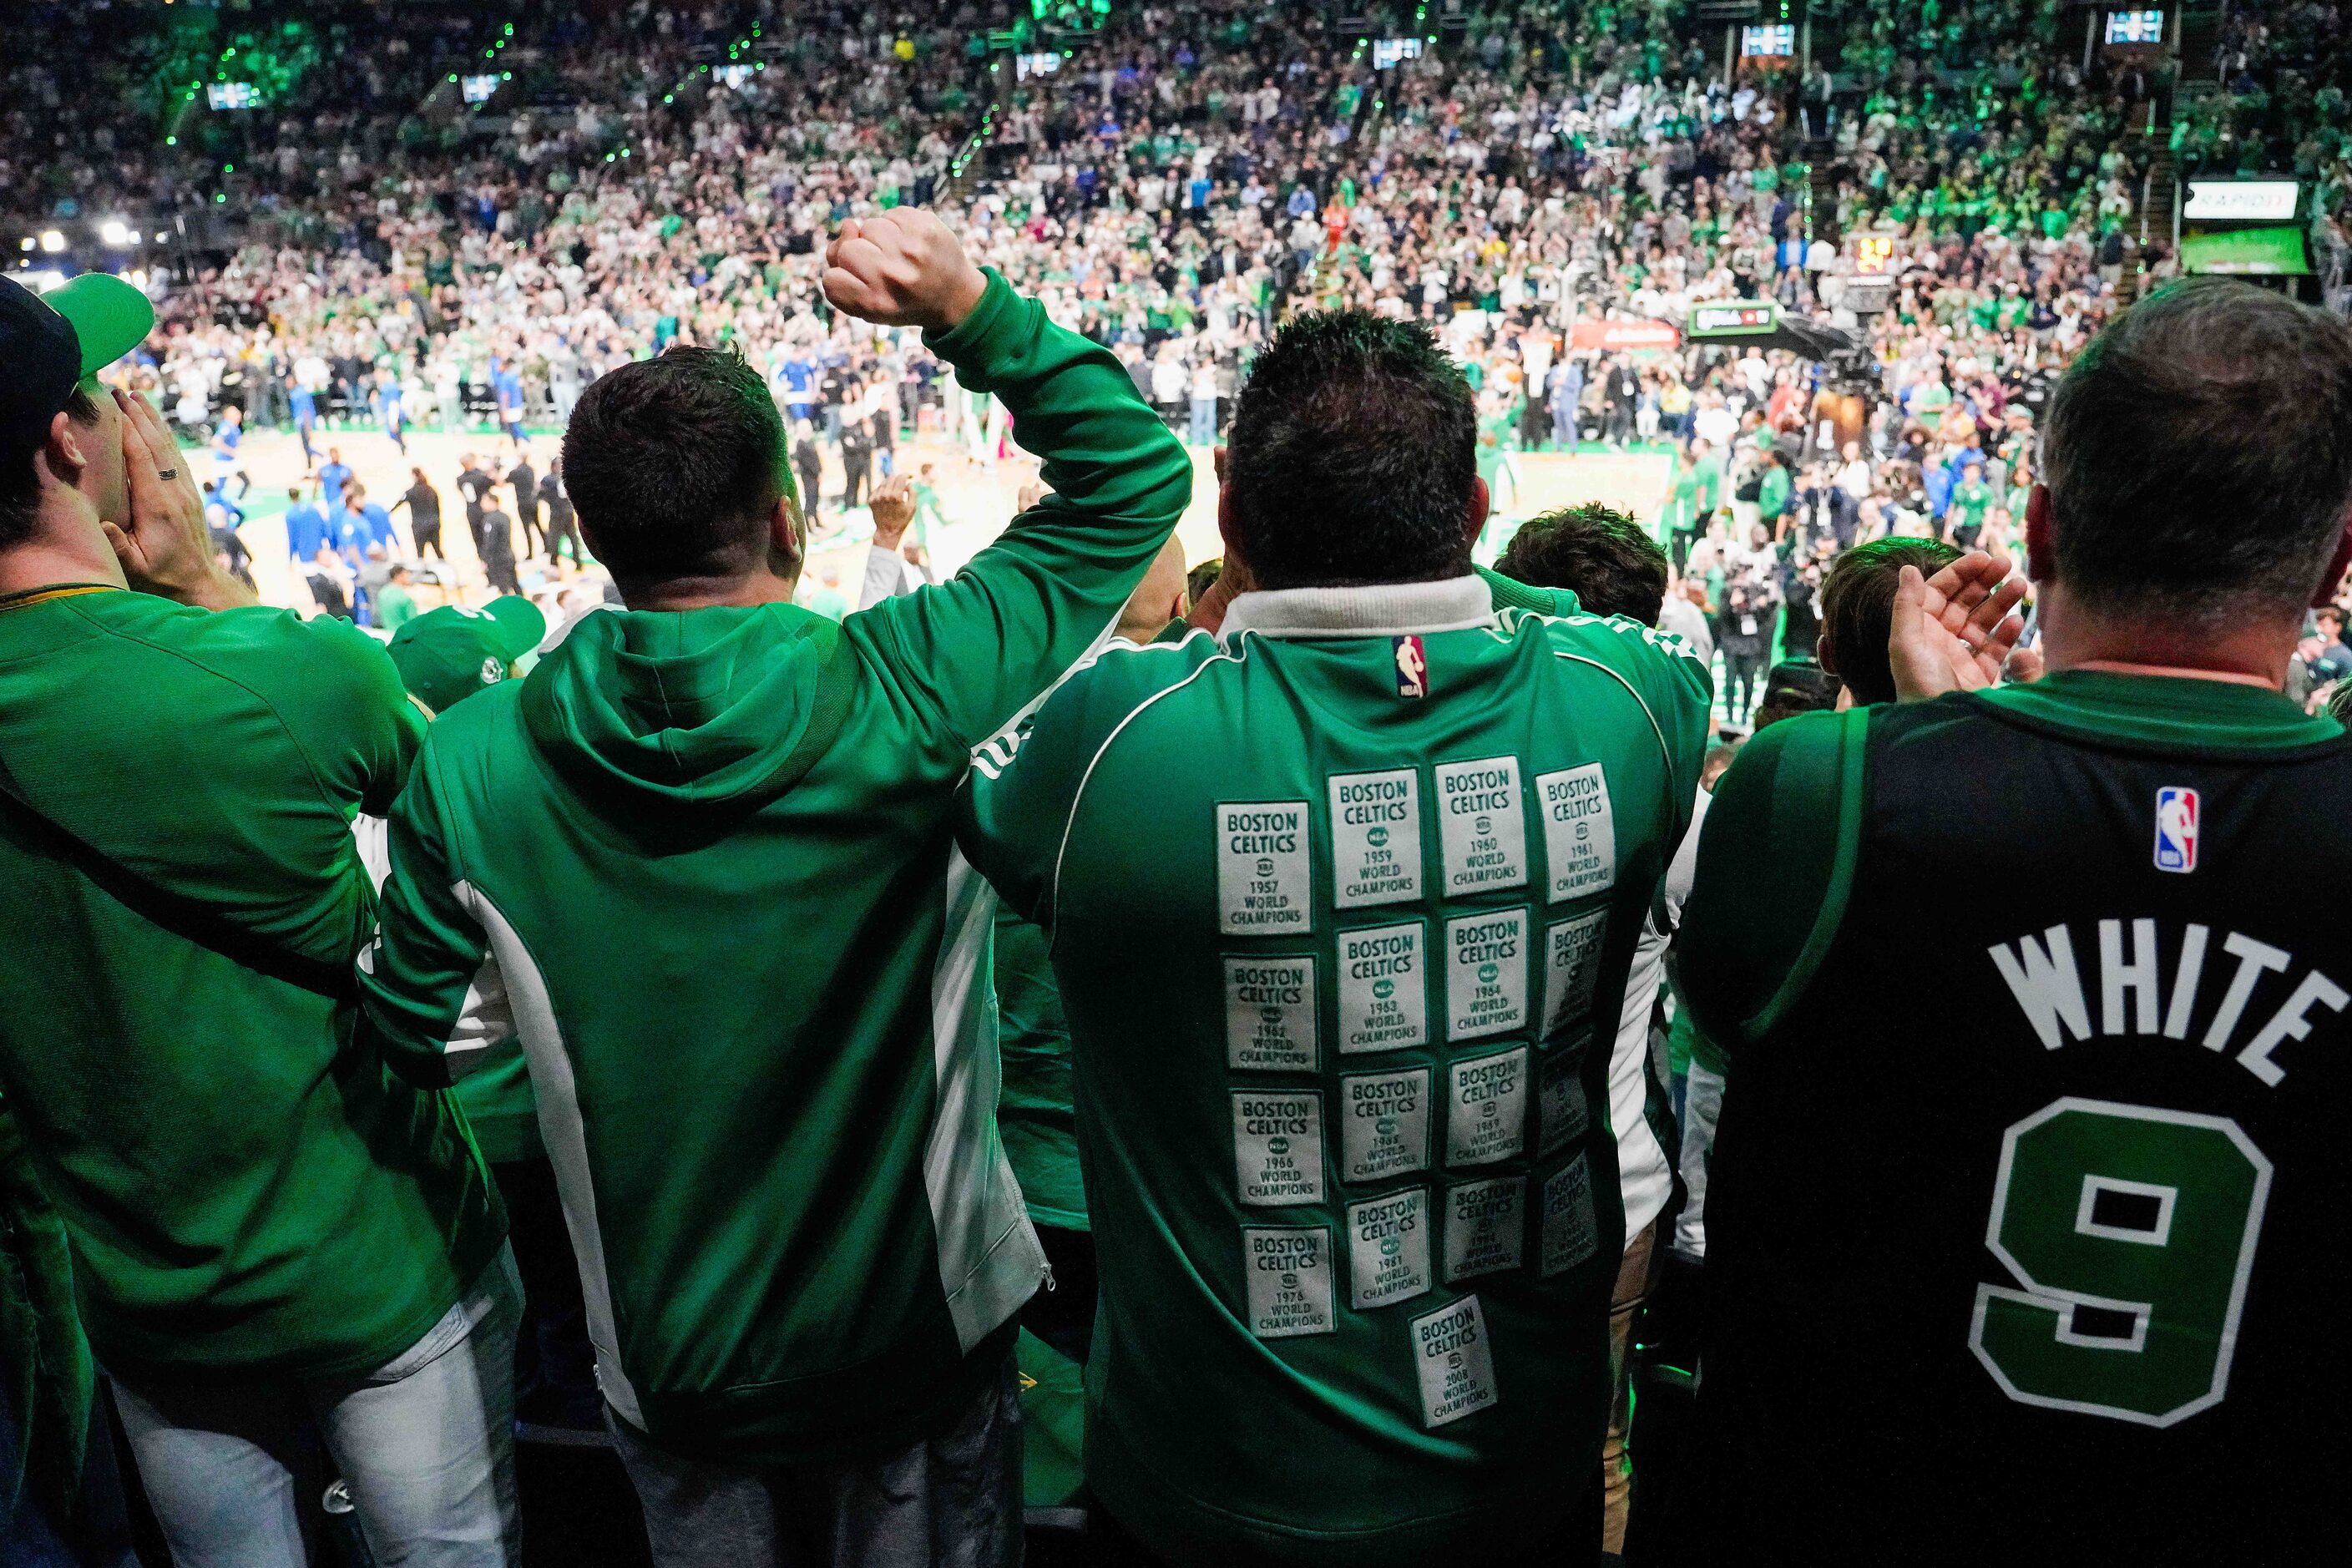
[1347,1187,1432,1309]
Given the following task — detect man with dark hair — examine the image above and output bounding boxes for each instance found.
[1816,536,1964,706]
[1496,503,1668,626]
[0,275,516,1565]
[1679,277,2352,1561]
[355,210,1192,1567]
[959,307,1712,1564]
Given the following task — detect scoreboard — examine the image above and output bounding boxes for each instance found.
[1687,301,1780,339]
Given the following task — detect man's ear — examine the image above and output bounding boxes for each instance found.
[44,409,90,485]
[768,490,805,577]
[2314,515,2352,609]
[1464,475,1490,550]
[2023,483,2056,583]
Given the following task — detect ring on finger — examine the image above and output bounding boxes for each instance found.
[157,468,179,480]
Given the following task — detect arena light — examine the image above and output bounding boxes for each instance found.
[100,220,135,247]
[38,230,64,254]
[16,238,31,253]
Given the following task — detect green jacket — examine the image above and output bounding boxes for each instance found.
[0,587,502,1383]
[959,571,1712,1565]
[356,271,1193,1466]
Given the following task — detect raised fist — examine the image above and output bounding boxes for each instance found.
[822,210,988,332]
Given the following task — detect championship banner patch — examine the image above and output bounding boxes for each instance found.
[1412,1294,1500,1427]
[1329,768,1423,908]
[1340,1068,1431,1182]
[1232,1091,1326,1206]
[1225,956,1318,1070]
[1447,1045,1530,1166]
[1244,1226,1336,1339]
[1348,1187,1432,1309]
[1217,802,1313,936]
[1338,922,1429,1053]
[1436,757,1528,894]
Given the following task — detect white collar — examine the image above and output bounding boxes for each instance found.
[1220,574,1497,640]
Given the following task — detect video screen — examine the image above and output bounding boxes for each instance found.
[460,74,502,106]
[206,82,259,111]
[1373,38,1425,69]
[2105,9,2165,45]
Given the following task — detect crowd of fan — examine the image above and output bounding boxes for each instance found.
[9,1,2348,726]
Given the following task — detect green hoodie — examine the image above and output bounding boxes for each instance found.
[357,271,1194,1466]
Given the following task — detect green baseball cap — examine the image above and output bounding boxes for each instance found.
[0,271,154,453]
[386,596,548,717]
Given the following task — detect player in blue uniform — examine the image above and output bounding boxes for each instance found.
[290,379,318,465]
[374,369,408,455]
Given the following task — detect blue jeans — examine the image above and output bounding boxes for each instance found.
[111,1245,523,1568]
[1187,395,1217,447]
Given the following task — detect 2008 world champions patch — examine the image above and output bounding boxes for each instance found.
[1411,1294,1500,1427]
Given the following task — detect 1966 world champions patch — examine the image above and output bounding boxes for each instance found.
[1232,1090,1327,1206]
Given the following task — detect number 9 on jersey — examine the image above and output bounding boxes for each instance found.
[1970,1097,2273,1427]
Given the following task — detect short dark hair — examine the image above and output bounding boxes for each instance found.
[1186,557,1224,604]
[2044,278,2352,628]
[1819,537,1962,706]
[562,346,790,588]
[1223,311,1476,589]
[0,386,103,552]
[1496,503,1669,625]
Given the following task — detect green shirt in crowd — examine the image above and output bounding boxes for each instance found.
[0,586,503,1384]
[959,566,1712,1565]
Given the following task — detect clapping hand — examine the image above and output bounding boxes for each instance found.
[1888,549,2028,700]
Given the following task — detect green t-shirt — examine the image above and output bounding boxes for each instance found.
[0,584,503,1382]
[377,581,422,633]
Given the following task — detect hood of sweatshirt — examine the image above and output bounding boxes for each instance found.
[519,602,855,812]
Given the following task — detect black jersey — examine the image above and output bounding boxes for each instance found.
[1677,671,2348,1563]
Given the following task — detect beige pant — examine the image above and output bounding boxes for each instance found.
[1602,1220,1662,1553]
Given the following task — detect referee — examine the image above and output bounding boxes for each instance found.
[1677,278,2352,1562]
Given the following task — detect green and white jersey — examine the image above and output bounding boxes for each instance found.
[959,574,1711,1565]
[0,587,503,1383]
[357,272,1193,1468]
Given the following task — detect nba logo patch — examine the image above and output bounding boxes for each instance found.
[1393,635,1429,700]
[2154,787,2198,874]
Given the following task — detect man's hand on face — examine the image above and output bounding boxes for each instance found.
[822,210,989,332]
[867,473,916,549]
[1888,549,2026,701]
[105,389,257,612]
